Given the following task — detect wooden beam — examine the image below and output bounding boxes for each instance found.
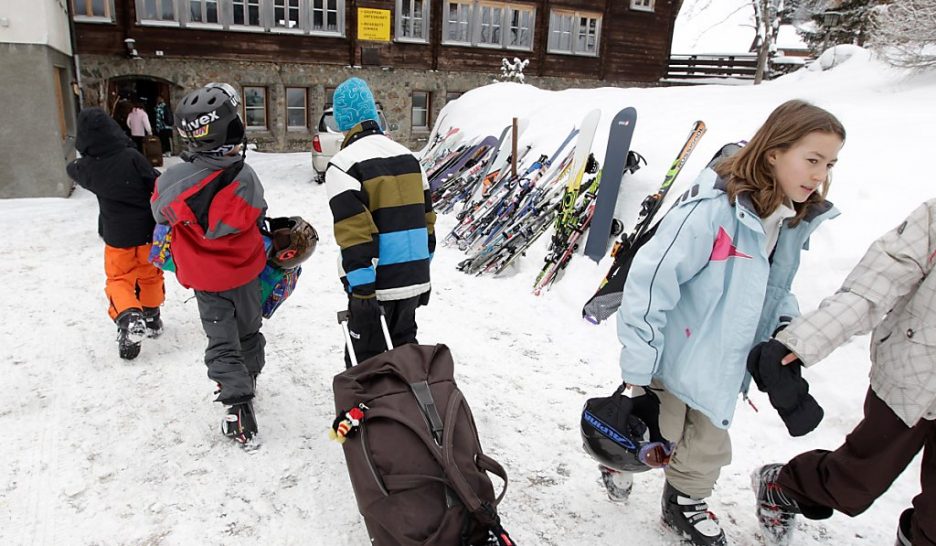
[599,0,611,80]
[536,0,549,77]
[431,0,440,71]
[349,0,358,66]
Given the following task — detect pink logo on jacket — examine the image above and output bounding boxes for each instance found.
[710,226,752,261]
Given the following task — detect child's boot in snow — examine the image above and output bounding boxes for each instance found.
[142,306,163,338]
[115,308,146,360]
[661,481,727,546]
[222,400,258,444]
[751,464,800,546]
[599,465,633,502]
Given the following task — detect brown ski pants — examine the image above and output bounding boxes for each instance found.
[778,388,936,545]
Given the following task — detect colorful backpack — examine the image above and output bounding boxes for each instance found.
[259,261,301,319]
[148,223,175,272]
[259,235,302,319]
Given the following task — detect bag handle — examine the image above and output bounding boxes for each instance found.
[337,309,393,368]
[440,390,509,520]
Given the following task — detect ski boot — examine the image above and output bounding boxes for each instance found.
[661,481,727,546]
[751,464,800,546]
[115,308,147,360]
[896,508,913,546]
[221,400,258,445]
[142,306,163,338]
[599,465,633,502]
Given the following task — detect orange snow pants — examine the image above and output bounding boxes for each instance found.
[104,243,165,321]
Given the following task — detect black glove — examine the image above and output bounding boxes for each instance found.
[747,340,823,437]
[348,292,380,320]
[418,289,431,307]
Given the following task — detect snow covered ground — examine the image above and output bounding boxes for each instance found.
[3,53,934,545]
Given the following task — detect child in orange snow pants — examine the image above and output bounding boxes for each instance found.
[104,243,164,320]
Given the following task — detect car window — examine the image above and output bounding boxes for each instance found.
[319,110,390,133]
[319,112,340,133]
[378,112,389,132]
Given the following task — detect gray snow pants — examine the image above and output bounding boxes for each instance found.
[652,380,732,499]
[195,277,265,404]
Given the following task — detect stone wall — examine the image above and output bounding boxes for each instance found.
[0,43,77,198]
[77,55,647,152]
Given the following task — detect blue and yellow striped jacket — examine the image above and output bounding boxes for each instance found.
[325,121,435,300]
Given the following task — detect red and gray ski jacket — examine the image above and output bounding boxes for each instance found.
[151,153,267,292]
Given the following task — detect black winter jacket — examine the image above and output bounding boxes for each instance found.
[67,108,159,248]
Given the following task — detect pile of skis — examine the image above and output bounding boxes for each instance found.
[449,126,579,277]
[420,108,710,298]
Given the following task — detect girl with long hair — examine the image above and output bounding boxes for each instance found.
[606,100,845,546]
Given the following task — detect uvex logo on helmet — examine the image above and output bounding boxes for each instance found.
[181,110,220,134]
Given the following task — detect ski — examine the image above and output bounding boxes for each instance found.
[531,109,601,291]
[581,120,706,323]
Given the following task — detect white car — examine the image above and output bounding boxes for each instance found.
[311,107,391,183]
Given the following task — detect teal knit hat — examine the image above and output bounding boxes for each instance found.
[333,77,379,132]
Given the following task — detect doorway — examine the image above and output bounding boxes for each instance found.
[107,76,176,155]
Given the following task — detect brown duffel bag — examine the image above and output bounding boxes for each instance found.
[142,135,163,167]
[332,314,515,546]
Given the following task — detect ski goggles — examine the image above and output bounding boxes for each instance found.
[638,441,674,469]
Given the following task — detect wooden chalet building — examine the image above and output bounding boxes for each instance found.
[72,0,680,151]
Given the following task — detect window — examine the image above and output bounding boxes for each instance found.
[411,91,430,131]
[138,0,178,22]
[576,15,600,55]
[444,1,472,44]
[630,0,654,12]
[477,3,503,47]
[274,0,301,29]
[396,0,428,42]
[324,86,337,107]
[286,87,308,129]
[505,5,534,49]
[232,0,261,26]
[189,0,219,23]
[445,91,463,103]
[72,0,114,21]
[311,0,342,33]
[548,10,601,56]
[443,2,534,50]
[243,86,267,129]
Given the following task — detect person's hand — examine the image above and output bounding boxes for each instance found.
[348,292,379,320]
[781,352,799,366]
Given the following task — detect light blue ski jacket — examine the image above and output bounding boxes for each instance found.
[616,167,838,429]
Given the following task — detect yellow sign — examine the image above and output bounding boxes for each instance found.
[358,8,391,42]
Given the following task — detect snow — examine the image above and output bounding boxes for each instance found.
[812,44,874,71]
[672,0,807,55]
[672,0,756,54]
[775,24,808,52]
[3,55,935,545]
